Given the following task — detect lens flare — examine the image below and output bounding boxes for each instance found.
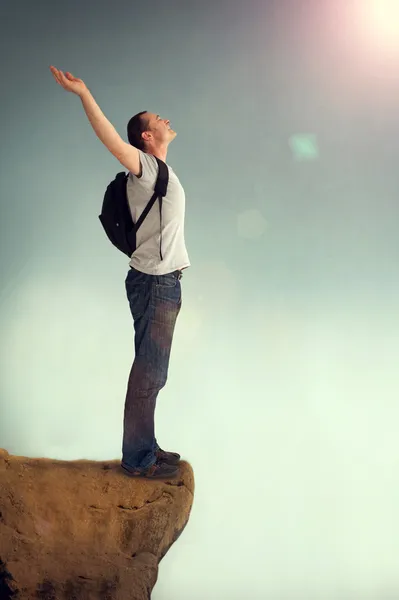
[360,0,399,51]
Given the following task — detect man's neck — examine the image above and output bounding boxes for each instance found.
[146,143,168,162]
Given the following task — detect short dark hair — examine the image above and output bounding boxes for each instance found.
[127,111,149,151]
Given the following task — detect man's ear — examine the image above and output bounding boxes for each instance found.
[142,131,152,143]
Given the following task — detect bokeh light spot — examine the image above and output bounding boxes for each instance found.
[289,134,319,162]
[237,209,268,239]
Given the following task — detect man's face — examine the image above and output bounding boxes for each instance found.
[143,112,177,146]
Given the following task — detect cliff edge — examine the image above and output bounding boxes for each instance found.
[0,448,194,599]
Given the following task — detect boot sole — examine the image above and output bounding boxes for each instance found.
[121,462,179,479]
[157,456,181,466]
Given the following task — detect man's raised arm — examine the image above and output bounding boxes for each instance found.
[49,66,140,175]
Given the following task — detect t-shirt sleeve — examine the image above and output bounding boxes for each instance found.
[133,150,158,188]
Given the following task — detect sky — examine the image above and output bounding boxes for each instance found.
[1,0,399,598]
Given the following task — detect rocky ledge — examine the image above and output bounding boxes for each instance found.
[0,448,194,599]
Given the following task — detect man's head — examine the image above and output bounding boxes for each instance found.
[127,111,176,153]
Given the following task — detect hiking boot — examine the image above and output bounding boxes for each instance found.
[156,448,181,466]
[121,458,179,479]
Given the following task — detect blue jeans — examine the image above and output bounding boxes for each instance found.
[122,267,182,470]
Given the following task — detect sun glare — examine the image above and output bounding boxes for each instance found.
[361,0,399,50]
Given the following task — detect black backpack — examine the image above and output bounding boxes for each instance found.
[99,157,169,258]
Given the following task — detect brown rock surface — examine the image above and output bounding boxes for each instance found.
[0,448,194,599]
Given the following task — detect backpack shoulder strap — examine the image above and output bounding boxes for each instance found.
[134,157,169,232]
[154,157,169,197]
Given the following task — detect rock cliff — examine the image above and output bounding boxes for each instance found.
[0,448,194,599]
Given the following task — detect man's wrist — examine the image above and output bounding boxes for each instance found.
[78,87,90,100]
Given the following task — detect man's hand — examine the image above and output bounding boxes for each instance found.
[49,65,140,173]
[50,66,87,97]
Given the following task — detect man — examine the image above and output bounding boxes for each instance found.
[50,66,190,479]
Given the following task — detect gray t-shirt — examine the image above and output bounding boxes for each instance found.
[126,150,190,275]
